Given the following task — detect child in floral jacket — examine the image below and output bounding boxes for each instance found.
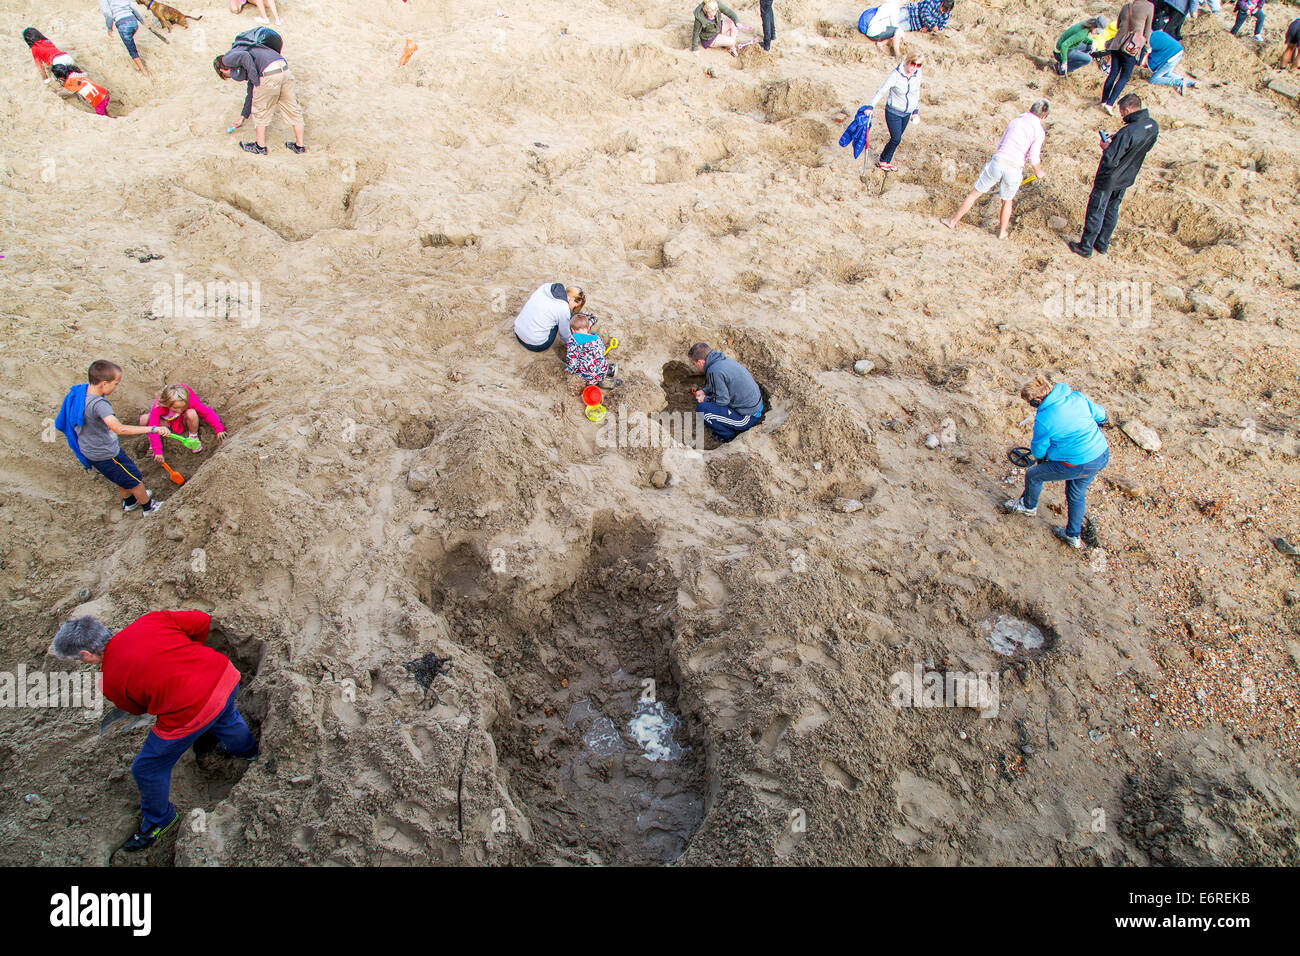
[565,313,612,385]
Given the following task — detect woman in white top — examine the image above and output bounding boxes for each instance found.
[863,0,906,57]
[513,283,587,352]
[866,51,923,171]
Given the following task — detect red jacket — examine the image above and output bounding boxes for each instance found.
[101,611,240,740]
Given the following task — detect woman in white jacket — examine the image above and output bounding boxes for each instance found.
[866,52,923,171]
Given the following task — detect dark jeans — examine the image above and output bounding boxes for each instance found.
[879,106,911,164]
[1079,184,1127,253]
[515,325,558,352]
[1021,448,1110,537]
[115,17,140,60]
[131,687,257,830]
[1101,50,1136,105]
[1232,10,1264,34]
[760,0,775,47]
[1153,3,1187,39]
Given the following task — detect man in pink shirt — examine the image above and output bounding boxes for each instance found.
[943,99,1049,240]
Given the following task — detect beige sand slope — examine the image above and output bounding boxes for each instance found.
[0,0,1297,864]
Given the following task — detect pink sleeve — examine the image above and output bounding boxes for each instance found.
[147,404,164,456]
[186,386,225,433]
[1029,126,1044,166]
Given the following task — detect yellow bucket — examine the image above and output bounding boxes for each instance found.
[585,403,607,423]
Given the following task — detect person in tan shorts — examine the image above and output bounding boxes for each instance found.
[215,41,305,155]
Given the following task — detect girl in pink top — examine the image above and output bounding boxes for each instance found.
[137,383,226,460]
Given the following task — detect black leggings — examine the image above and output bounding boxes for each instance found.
[1102,51,1136,106]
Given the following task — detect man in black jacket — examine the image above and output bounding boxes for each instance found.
[1069,93,1158,258]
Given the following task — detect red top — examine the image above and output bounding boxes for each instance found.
[101,611,241,740]
[30,39,66,66]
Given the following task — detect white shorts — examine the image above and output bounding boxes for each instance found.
[974,158,1023,201]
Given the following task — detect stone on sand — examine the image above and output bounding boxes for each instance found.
[853,359,875,376]
[1120,419,1162,452]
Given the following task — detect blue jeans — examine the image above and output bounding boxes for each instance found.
[879,106,911,164]
[1056,48,1094,73]
[515,325,557,352]
[1020,448,1109,537]
[131,687,257,830]
[697,401,762,441]
[116,17,141,60]
[759,0,775,46]
[1149,53,1187,86]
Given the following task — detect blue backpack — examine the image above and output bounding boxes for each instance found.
[230,26,282,53]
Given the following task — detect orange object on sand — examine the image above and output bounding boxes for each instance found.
[582,385,603,407]
[159,459,185,486]
[399,39,418,66]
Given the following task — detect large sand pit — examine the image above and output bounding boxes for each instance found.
[1,0,1298,865]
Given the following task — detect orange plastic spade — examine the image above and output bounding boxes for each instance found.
[399,39,418,66]
[160,459,185,486]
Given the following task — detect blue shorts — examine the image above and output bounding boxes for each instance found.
[90,451,143,490]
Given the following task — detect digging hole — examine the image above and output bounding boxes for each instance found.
[394,415,436,449]
[661,361,774,449]
[978,612,1059,660]
[427,516,708,864]
[186,625,269,803]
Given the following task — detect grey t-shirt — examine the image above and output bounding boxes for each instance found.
[77,392,119,461]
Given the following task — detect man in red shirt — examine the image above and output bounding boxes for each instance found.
[51,611,259,852]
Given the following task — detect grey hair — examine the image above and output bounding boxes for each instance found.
[51,616,112,659]
[1029,99,1050,118]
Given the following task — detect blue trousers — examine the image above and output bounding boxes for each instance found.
[697,401,762,441]
[879,106,911,164]
[131,687,257,830]
[116,18,141,60]
[1020,448,1110,537]
[760,0,775,46]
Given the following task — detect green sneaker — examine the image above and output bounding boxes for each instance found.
[121,811,178,852]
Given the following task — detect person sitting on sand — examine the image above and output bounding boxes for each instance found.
[1144,29,1196,92]
[215,32,305,155]
[902,0,954,34]
[943,99,1047,240]
[138,383,227,461]
[1002,375,1110,550]
[1055,16,1109,75]
[565,313,615,387]
[231,0,283,26]
[99,0,149,76]
[514,283,588,352]
[50,611,259,852]
[690,1,759,56]
[50,63,112,117]
[861,1,906,57]
[688,342,763,442]
[1282,17,1300,68]
[1230,0,1266,40]
[866,51,925,171]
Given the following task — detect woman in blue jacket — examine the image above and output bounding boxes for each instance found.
[1003,376,1110,549]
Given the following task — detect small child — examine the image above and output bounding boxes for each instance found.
[565,313,614,386]
[22,28,76,83]
[137,383,227,461]
[50,62,111,117]
[54,360,168,515]
[1231,0,1266,40]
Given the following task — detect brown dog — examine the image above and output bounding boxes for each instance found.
[134,0,203,30]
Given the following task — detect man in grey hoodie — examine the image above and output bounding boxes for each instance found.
[689,342,764,441]
[215,32,305,155]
